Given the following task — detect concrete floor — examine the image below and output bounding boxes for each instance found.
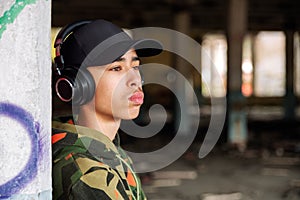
[139,144,300,200]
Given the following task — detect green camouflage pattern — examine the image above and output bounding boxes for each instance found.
[52,121,146,200]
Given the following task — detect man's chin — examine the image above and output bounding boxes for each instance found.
[122,112,140,120]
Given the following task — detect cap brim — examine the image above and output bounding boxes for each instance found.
[133,39,163,57]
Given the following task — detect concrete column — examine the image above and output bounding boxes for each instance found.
[227,0,248,151]
[174,10,192,135]
[284,30,296,120]
[0,0,51,199]
[250,33,256,95]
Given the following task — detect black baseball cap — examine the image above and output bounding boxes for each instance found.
[59,19,163,68]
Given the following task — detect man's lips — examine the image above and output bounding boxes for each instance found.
[129,91,144,105]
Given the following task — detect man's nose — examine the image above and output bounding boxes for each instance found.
[126,68,142,88]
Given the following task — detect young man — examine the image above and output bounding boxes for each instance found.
[52,19,162,199]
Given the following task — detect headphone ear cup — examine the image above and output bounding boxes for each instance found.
[55,67,95,106]
[55,68,76,103]
[72,68,95,106]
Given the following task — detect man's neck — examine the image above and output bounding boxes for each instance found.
[77,107,121,141]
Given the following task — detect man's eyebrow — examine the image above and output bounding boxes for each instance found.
[132,56,140,62]
[114,56,140,62]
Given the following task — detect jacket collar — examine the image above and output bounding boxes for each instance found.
[52,121,120,155]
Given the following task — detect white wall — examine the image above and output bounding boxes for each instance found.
[0,0,51,199]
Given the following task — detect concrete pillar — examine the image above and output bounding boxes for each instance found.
[174,10,192,135]
[250,33,256,96]
[0,0,51,199]
[227,0,248,151]
[284,30,296,120]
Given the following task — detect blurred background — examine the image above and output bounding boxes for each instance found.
[51,0,300,199]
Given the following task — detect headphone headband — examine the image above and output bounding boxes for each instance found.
[54,20,92,73]
[53,20,95,106]
[54,20,92,48]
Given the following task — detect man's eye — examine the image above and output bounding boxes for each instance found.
[110,66,122,71]
[133,66,140,70]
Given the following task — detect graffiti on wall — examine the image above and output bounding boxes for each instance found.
[0,0,37,39]
[0,0,43,198]
[0,102,39,199]
[0,0,50,198]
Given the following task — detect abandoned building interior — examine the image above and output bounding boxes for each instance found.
[51,0,300,199]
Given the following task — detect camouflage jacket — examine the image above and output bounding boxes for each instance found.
[52,121,146,200]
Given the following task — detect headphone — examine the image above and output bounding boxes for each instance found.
[53,20,96,106]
